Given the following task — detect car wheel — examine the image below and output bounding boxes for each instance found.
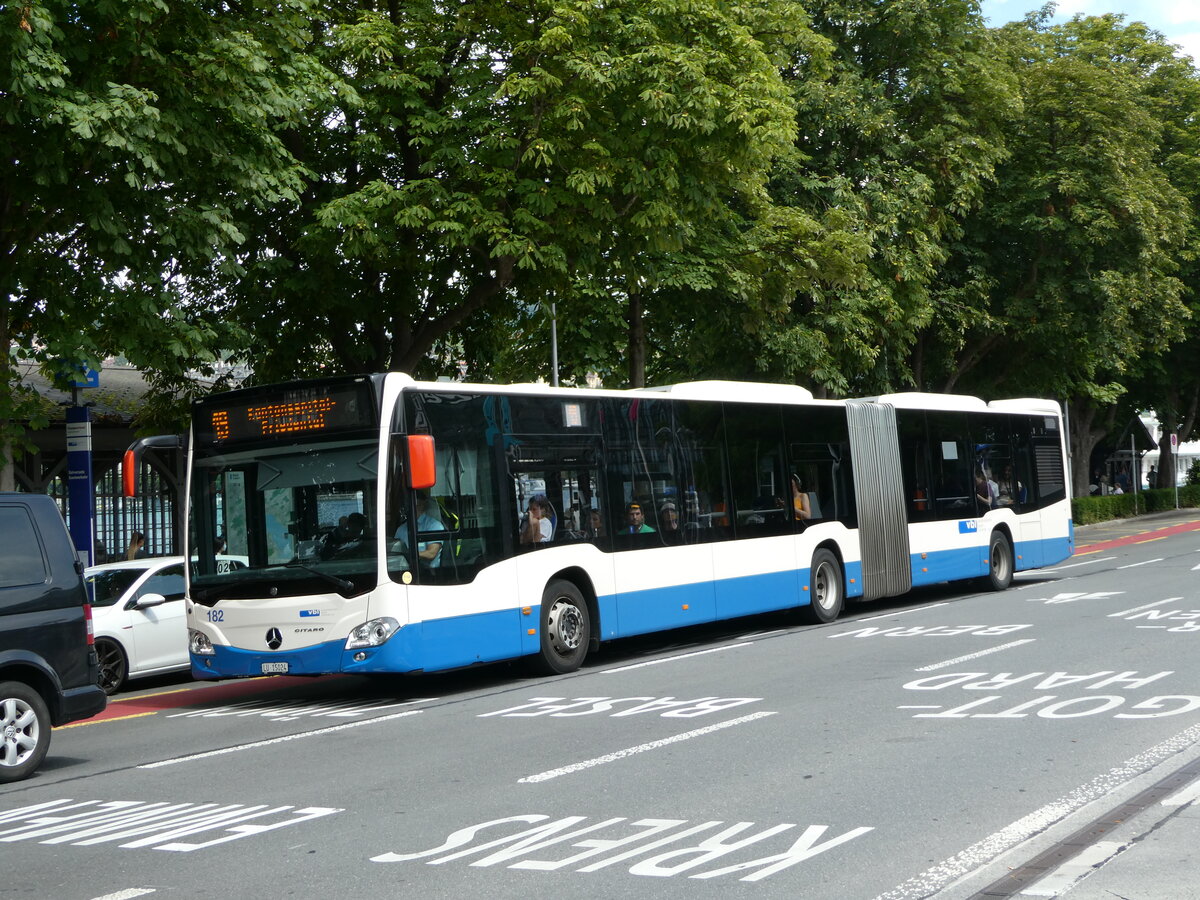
[529,579,591,675]
[803,548,844,624]
[0,681,51,783]
[96,638,128,696]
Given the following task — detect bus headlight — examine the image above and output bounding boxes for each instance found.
[346,617,400,649]
[190,630,215,656]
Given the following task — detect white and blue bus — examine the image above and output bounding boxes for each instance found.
[183,376,1073,679]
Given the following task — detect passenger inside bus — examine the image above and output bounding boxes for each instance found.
[624,502,655,534]
[658,502,679,532]
[520,495,554,545]
[791,474,812,521]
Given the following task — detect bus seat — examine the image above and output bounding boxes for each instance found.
[807,492,821,520]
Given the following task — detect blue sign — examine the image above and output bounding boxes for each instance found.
[71,367,99,388]
[65,406,95,564]
[958,520,979,534]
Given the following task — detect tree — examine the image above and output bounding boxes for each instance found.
[739,0,1019,397]
[1,0,327,484]
[916,13,1194,494]
[223,0,810,388]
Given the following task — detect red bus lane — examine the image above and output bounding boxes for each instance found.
[57,675,337,727]
[1076,516,1200,555]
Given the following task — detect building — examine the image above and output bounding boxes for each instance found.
[11,361,187,562]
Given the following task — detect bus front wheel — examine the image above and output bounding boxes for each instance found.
[532,580,591,675]
[804,549,844,624]
[984,531,1014,591]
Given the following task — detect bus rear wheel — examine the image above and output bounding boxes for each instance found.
[531,580,591,675]
[984,531,1014,591]
[804,549,844,624]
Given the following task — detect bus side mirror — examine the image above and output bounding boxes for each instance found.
[122,449,137,498]
[122,434,183,497]
[408,435,436,489]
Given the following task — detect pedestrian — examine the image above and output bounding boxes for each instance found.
[125,531,145,560]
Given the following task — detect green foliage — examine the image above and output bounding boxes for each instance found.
[1187,460,1200,487]
[1071,493,1141,525]
[1074,486,1200,523]
[923,14,1195,403]
[4,0,1200,474]
[1,0,328,470]
[225,0,811,386]
[689,0,1021,395]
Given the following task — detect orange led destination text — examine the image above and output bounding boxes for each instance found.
[247,398,338,436]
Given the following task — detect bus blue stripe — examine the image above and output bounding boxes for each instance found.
[193,535,1073,678]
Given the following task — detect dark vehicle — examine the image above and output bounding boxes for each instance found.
[0,493,106,782]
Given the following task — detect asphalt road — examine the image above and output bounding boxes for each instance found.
[6,511,1200,900]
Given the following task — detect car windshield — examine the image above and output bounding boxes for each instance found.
[86,569,146,608]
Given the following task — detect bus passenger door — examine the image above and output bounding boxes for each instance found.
[608,398,717,637]
[711,405,801,618]
[1012,431,1042,568]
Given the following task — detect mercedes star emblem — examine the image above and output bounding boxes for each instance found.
[266,628,283,650]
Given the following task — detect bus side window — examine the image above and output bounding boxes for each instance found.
[927,412,974,519]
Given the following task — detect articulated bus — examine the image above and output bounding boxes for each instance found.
[183,376,1073,679]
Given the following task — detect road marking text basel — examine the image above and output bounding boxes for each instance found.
[479,696,761,718]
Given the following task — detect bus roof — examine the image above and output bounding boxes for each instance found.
[386,374,1057,415]
[642,380,817,403]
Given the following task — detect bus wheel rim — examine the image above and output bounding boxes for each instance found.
[815,563,835,610]
[992,543,1009,581]
[547,598,583,653]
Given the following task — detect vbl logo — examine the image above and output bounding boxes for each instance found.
[958,520,978,534]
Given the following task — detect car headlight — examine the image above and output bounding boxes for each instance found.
[189,629,215,656]
[345,617,400,649]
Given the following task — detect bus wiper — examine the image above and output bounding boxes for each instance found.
[283,562,354,593]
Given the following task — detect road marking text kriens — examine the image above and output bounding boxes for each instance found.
[372,814,873,881]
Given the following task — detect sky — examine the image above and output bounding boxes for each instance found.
[979,0,1200,62]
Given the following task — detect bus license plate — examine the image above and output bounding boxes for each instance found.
[261,662,289,674]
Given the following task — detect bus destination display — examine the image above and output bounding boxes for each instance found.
[196,382,375,447]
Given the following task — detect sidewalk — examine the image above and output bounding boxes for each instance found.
[1023,508,1200,899]
[1055,770,1200,899]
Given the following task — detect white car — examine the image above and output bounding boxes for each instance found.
[85,555,246,695]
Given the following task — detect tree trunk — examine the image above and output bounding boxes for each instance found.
[1156,432,1175,488]
[1066,398,1115,498]
[0,438,12,492]
[627,284,645,388]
